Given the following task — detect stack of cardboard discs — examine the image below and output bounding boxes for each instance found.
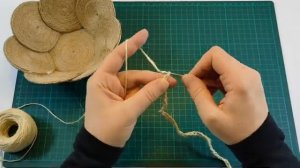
[4,0,121,84]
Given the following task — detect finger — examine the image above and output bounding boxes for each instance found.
[125,78,169,117]
[98,29,149,74]
[202,79,223,89]
[118,70,177,89]
[202,79,225,94]
[125,87,141,99]
[190,46,242,77]
[182,74,220,122]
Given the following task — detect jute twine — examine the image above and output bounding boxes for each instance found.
[0,103,84,162]
[39,0,82,33]
[124,40,232,168]
[4,36,55,74]
[0,109,37,153]
[11,1,60,52]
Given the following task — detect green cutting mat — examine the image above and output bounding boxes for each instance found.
[4,1,300,167]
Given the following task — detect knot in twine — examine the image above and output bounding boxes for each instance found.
[124,40,231,168]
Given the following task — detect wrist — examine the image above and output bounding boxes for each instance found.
[228,113,284,165]
[62,127,124,167]
[84,122,127,148]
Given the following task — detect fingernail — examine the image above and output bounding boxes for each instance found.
[163,74,169,80]
[182,74,189,80]
[161,77,170,86]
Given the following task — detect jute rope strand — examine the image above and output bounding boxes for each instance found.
[0,136,37,163]
[160,91,231,168]
[0,103,84,162]
[124,40,231,168]
[18,103,84,125]
[139,48,183,77]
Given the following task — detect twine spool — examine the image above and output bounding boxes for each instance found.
[0,109,37,153]
[0,103,84,162]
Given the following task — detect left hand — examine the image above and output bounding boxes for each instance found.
[84,29,177,147]
[182,46,268,145]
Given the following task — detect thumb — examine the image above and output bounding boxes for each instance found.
[126,77,170,117]
[182,74,219,121]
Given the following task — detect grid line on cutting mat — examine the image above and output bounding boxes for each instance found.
[4,2,299,167]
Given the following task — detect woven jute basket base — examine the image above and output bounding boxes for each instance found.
[11,1,60,52]
[76,0,116,36]
[71,48,110,81]
[73,18,122,81]
[51,30,95,73]
[95,17,121,54]
[6,0,121,84]
[39,0,82,32]
[4,36,55,74]
[24,71,81,84]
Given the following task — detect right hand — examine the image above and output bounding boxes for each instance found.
[182,46,269,145]
[85,29,176,147]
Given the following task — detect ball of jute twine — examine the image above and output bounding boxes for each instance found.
[0,109,37,153]
[0,103,84,162]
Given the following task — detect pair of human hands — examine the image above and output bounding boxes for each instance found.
[84,29,269,147]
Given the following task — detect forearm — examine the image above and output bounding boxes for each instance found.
[61,113,300,167]
[61,127,123,168]
[228,113,300,167]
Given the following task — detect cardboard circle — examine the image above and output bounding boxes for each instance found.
[39,0,82,32]
[11,1,60,52]
[4,36,55,74]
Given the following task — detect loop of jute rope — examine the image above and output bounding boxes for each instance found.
[124,39,231,168]
[0,103,84,162]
